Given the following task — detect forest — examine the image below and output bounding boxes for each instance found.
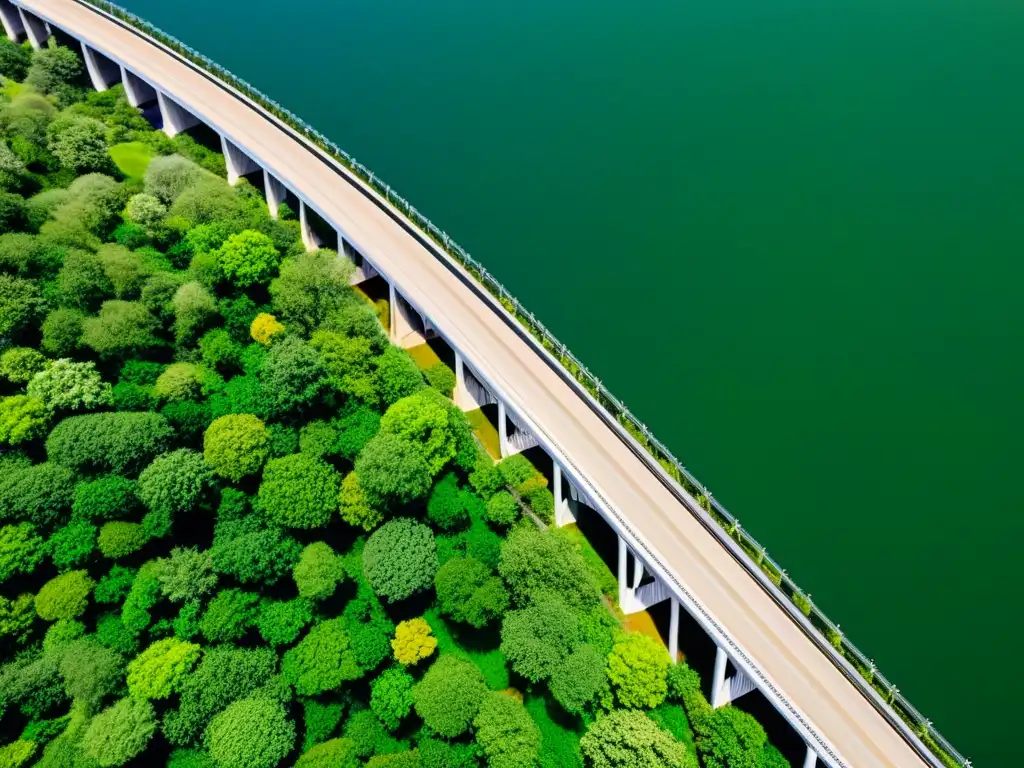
[0,35,790,768]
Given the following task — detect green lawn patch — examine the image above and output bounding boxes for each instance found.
[648,701,696,753]
[424,608,510,690]
[524,692,584,768]
[109,141,155,179]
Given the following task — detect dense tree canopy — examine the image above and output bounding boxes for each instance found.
[363,518,438,603]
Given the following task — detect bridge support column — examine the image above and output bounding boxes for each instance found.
[299,200,321,251]
[0,0,25,42]
[497,401,509,458]
[157,91,199,137]
[81,43,118,92]
[220,135,259,185]
[121,67,156,107]
[712,645,756,708]
[802,746,817,768]
[18,7,48,49]
[712,646,729,708]
[553,462,577,528]
[264,170,286,219]
[668,598,680,662]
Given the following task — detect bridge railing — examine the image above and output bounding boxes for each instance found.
[68,3,966,764]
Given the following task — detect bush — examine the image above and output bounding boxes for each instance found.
[258,335,327,418]
[28,359,112,413]
[422,362,455,396]
[81,300,162,358]
[173,281,218,342]
[41,308,84,357]
[145,154,203,205]
[47,114,110,172]
[205,698,295,768]
[473,691,541,768]
[203,414,269,481]
[47,411,174,475]
[95,564,137,604]
[199,329,243,372]
[0,275,41,338]
[550,644,607,715]
[137,449,212,516]
[370,667,415,731]
[26,44,82,94]
[364,518,438,603]
[0,347,46,383]
[126,637,202,699]
[282,618,361,695]
[35,570,93,621]
[200,589,259,643]
[256,597,313,647]
[154,362,207,402]
[375,347,424,406]
[0,593,34,645]
[0,395,49,445]
[355,433,431,509]
[580,710,692,768]
[413,655,487,738]
[218,230,279,287]
[337,472,382,532]
[498,526,601,609]
[250,312,285,345]
[258,453,340,529]
[295,739,359,768]
[607,633,670,710]
[98,522,149,559]
[486,491,519,526]
[82,697,158,768]
[0,460,75,525]
[293,542,345,600]
[158,547,218,603]
[391,618,436,666]
[500,595,579,683]
[0,37,31,81]
[73,474,138,521]
[48,519,97,569]
[0,522,44,584]
[212,525,301,586]
[425,473,469,531]
[434,556,508,628]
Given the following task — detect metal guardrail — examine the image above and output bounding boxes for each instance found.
[51,3,968,764]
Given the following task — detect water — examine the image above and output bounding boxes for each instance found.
[118,0,1024,762]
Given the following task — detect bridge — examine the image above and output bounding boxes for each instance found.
[0,2,953,765]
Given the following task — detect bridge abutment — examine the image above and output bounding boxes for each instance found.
[0,0,24,41]
[81,41,118,91]
[17,5,47,48]
[121,66,156,107]
[220,135,260,185]
[157,91,199,137]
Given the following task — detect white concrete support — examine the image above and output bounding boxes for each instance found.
[120,67,156,107]
[0,0,25,42]
[454,352,468,410]
[18,6,48,48]
[220,135,260,185]
[81,42,118,92]
[668,598,680,662]
[497,401,509,458]
[632,551,645,590]
[388,283,397,340]
[553,462,577,528]
[617,536,629,611]
[712,646,729,709]
[803,746,818,768]
[264,170,286,218]
[157,91,199,137]
[299,200,321,251]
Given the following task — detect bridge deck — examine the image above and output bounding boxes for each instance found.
[22,1,930,764]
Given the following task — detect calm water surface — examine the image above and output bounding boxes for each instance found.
[120,0,1024,761]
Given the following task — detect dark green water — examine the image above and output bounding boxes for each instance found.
[119,0,1024,761]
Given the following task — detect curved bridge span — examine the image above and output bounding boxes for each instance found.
[2,1,946,765]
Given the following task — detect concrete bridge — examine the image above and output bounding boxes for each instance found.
[0,2,948,765]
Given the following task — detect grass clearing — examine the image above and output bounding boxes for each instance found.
[525,692,584,768]
[424,607,510,690]
[406,342,442,372]
[109,141,155,179]
[649,701,696,753]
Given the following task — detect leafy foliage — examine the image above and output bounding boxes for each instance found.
[205,697,295,768]
[126,637,202,699]
[435,556,508,628]
[579,710,692,768]
[282,618,362,695]
[363,518,439,603]
[391,618,437,667]
[474,691,542,768]
[35,570,93,621]
[413,655,488,738]
[258,453,339,529]
[203,414,269,481]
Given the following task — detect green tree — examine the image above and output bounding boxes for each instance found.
[81,300,161,358]
[549,644,606,715]
[258,335,327,418]
[355,433,431,509]
[58,636,123,711]
[121,563,162,636]
[258,453,340,529]
[125,193,167,229]
[98,243,149,298]
[486,491,519,526]
[55,248,112,309]
[269,248,353,332]
[97,522,149,559]
[435,556,509,628]
[498,526,601,609]
[48,519,97,569]
[137,449,212,516]
[500,596,579,683]
[205,697,295,768]
[173,281,218,343]
[0,593,34,645]
[200,589,259,643]
[0,523,43,584]
[0,37,31,81]
[41,308,85,357]
[217,230,279,287]
[81,697,158,767]
[73,474,138,521]
[580,710,692,768]
[0,274,42,337]
[293,542,345,600]
[698,707,768,768]
[25,44,82,94]
[423,362,455,397]
[144,154,203,205]
[333,406,380,460]
[310,330,376,402]
[0,461,75,526]
[153,362,207,402]
[282,617,362,695]
[28,359,112,412]
[203,414,269,481]
[363,518,438,603]
[35,570,93,621]
[0,347,47,383]
[256,597,313,647]
[126,637,202,699]
[157,547,217,602]
[95,564,137,604]
[412,655,487,738]
[47,114,109,172]
[0,395,49,445]
[337,471,382,531]
[370,667,414,731]
[294,739,359,768]
[43,173,123,249]
[379,389,463,476]
[607,633,670,710]
[425,472,470,531]
[473,691,541,768]
[211,525,301,586]
[199,329,243,373]
[374,347,424,406]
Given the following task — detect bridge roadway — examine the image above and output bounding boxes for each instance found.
[19,1,931,765]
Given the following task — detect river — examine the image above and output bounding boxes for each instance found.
[117,0,1024,762]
